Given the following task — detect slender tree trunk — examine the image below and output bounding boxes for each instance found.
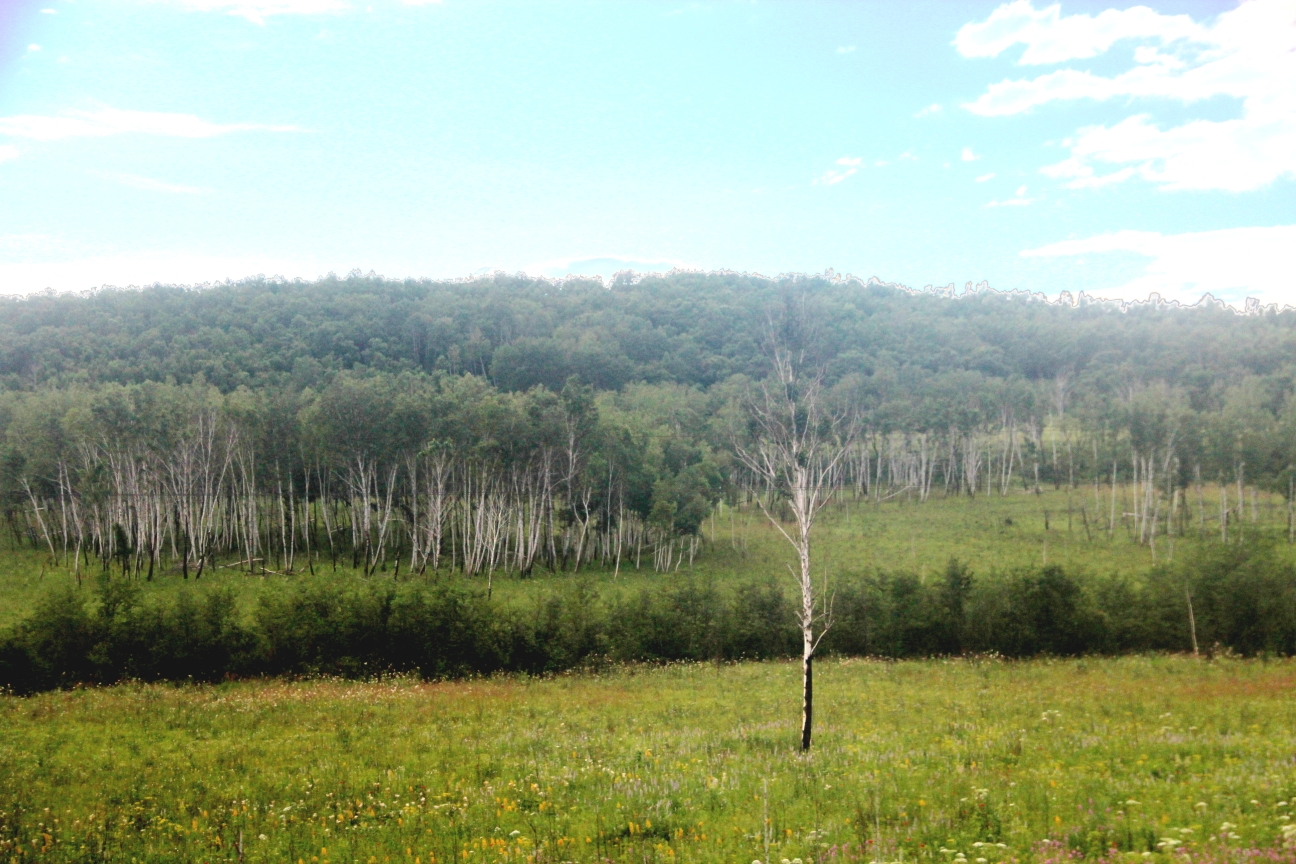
[1109,461,1117,536]
[800,650,813,751]
[1289,473,1294,544]
[1221,482,1228,544]
[1186,587,1199,656]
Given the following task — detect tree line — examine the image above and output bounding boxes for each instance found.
[4,272,1295,396]
[0,374,726,584]
[5,272,1296,584]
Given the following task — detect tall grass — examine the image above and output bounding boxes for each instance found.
[2,658,1295,863]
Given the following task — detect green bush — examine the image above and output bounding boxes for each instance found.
[3,547,1296,694]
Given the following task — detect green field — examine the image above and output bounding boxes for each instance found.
[3,485,1290,630]
[3,489,1296,862]
[3,657,1295,863]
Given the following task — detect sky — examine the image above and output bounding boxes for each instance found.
[0,0,1293,306]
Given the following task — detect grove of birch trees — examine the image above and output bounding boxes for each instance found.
[0,374,726,583]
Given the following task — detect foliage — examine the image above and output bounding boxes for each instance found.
[4,536,1296,693]
[6,274,1296,588]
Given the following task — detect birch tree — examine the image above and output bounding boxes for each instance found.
[734,348,856,752]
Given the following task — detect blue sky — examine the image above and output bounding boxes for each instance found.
[1,0,1292,305]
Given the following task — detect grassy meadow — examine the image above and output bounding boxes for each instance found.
[3,484,1291,630]
[3,488,1296,861]
[3,657,1296,863]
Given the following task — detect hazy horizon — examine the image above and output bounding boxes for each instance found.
[2,0,1292,305]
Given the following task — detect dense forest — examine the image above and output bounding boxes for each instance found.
[3,271,1296,580]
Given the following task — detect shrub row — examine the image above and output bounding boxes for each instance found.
[829,544,1296,658]
[2,542,1294,693]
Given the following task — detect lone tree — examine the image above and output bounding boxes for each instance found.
[735,347,856,751]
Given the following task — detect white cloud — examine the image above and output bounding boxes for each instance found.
[1043,110,1294,192]
[100,172,207,195]
[0,108,298,141]
[0,249,327,294]
[817,168,856,185]
[28,44,41,52]
[155,0,348,24]
[915,104,942,117]
[837,45,856,54]
[402,0,443,5]
[0,234,55,254]
[1021,224,1296,305]
[959,0,1296,192]
[961,147,979,161]
[816,157,862,185]
[975,172,996,182]
[0,145,19,163]
[986,184,1035,207]
[40,8,57,13]
[955,1,1206,65]
[1041,159,1135,188]
[528,255,696,282]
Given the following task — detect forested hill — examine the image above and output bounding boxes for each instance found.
[5,270,1296,590]
[1,272,1292,396]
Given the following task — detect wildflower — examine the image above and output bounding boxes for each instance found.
[1195,803,1208,810]
[1126,800,1141,806]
